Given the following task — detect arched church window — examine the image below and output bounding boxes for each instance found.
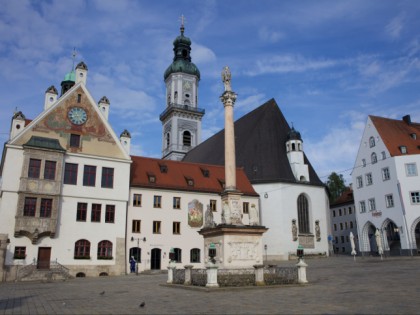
[369,136,375,148]
[297,194,310,234]
[166,133,170,148]
[183,131,191,147]
[292,143,296,151]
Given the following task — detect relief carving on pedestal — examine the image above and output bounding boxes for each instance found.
[227,242,258,261]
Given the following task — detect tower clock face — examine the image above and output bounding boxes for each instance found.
[183,81,191,90]
[68,107,87,125]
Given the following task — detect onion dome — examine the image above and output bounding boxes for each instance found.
[120,129,131,138]
[286,127,302,141]
[98,96,110,104]
[164,24,200,80]
[13,111,26,120]
[45,85,58,95]
[76,61,88,70]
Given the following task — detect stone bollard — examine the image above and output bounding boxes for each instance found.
[296,258,308,284]
[167,261,176,284]
[184,265,193,285]
[206,262,219,288]
[253,264,265,286]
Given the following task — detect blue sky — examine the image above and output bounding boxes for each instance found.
[1,0,419,184]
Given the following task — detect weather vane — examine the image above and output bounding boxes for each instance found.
[179,14,186,34]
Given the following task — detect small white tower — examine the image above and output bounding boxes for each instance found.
[98,96,110,120]
[286,127,310,182]
[120,129,131,155]
[9,111,26,140]
[75,61,88,85]
[44,85,58,110]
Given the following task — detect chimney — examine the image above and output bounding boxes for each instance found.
[402,115,411,125]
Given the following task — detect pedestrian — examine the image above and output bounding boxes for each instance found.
[129,256,136,273]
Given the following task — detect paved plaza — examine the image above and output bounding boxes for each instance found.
[1,256,419,314]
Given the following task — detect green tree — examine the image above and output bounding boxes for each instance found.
[325,172,346,203]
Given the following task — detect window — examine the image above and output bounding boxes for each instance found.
[333,210,336,217]
[133,194,142,207]
[28,159,41,178]
[362,159,366,167]
[368,198,376,211]
[14,247,26,259]
[334,224,337,231]
[173,248,182,263]
[83,165,96,186]
[356,176,363,188]
[339,209,342,216]
[369,136,375,148]
[77,203,87,221]
[77,94,81,103]
[183,131,191,146]
[382,167,390,181]
[410,192,420,204]
[341,236,345,243]
[44,161,56,180]
[91,204,101,222]
[40,198,52,218]
[366,173,373,186]
[344,208,347,215]
[381,151,386,160]
[345,222,348,229]
[349,207,353,215]
[190,248,200,263]
[97,240,113,259]
[340,223,343,230]
[346,236,349,242]
[148,174,156,183]
[132,220,141,233]
[23,197,37,216]
[105,205,115,223]
[400,146,407,154]
[334,237,338,244]
[70,134,81,148]
[385,194,394,208]
[243,202,249,214]
[173,197,181,209]
[101,167,114,188]
[210,199,217,211]
[405,163,418,176]
[350,221,354,229]
[153,195,162,208]
[153,221,161,234]
[166,133,170,148]
[64,163,78,185]
[297,194,310,234]
[359,201,366,213]
[173,222,181,234]
[74,239,90,258]
[371,153,377,164]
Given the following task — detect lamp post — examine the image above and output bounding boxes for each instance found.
[297,244,304,262]
[264,244,268,264]
[208,243,217,264]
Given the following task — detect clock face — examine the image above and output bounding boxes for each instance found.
[183,81,191,90]
[68,107,87,125]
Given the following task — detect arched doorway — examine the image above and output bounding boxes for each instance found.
[412,219,420,254]
[151,248,161,270]
[383,221,401,255]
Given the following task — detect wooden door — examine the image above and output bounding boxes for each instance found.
[37,247,51,269]
[151,248,161,270]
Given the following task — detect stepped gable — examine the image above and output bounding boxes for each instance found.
[130,155,258,196]
[370,115,420,157]
[183,98,323,186]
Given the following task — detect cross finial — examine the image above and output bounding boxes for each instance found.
[179,14,186,35]
[71,47,77,70]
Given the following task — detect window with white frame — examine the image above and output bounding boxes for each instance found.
[385,194,394,208]
[365,173,373,185]
[410,191,420,204]
[405,163,418,176]
[371,153,377,164]
[356,176,363,188]
[381,151,386,160]
[382,167,390,181]
[369,136,375,148]
[359,201,366,213]
[368,198,376,211]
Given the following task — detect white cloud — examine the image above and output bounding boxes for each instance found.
[258,26,284,43]
[235,93,267,112]
[385,14,405,40]
[191,43,217,64]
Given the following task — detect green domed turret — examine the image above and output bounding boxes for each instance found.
[164,25,200,80]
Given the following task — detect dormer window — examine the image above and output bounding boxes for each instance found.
[147,173,156,183]
[410,133,417,140]
[369,136,375,148]
[400,146,407,154]
[185,177,194,186]
[218,179,225,190]
[159,164,168,173]
[200,168,209,177]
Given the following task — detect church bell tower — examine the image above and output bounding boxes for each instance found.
[160,17,205,161]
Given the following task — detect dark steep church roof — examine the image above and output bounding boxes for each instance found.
[183,98,324,186]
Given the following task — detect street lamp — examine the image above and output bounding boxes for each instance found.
[297,244,304,262]
[208,243,216,264]
[264,244,268,264]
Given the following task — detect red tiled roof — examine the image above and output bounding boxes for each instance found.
[370,115,420,157]
[130,155,258,196]
[330,187,353,206]
[24,119,32,126]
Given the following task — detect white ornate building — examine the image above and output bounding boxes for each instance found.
[352,115,420,255]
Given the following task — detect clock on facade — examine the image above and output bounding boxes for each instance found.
[183,81,191,90]
[68,107,87,125]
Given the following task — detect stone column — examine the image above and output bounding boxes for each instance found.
[167,261,176,284]
[253,264,265,286]
[206,263,219,288]
[184,265,193,285]
[296,259,308,284]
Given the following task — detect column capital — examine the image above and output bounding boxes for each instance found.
[220,91,237,107]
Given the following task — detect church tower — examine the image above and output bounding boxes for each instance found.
[160,18,204,161]
[286,126,310,182]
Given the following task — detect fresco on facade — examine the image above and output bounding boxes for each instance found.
[188,199,203,228]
